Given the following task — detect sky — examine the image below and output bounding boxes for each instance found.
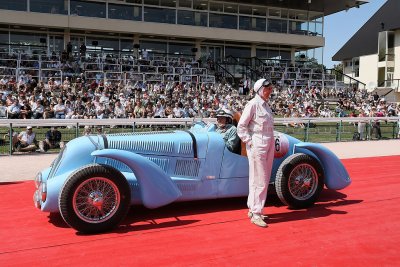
[323,0,387,68]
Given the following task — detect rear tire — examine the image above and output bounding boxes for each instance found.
[275,153,324,209]
[59,164,131,233]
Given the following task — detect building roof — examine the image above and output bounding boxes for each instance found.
[333,0,400,61]
[243,0,368,16]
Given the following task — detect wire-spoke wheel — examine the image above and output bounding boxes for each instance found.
[59,164,131,233]
[73,177,120,223]
[275,153,324,209]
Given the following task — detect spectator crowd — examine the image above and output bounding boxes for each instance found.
[1,75,399,122]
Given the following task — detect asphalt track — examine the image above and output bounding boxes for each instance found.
[0,140,399,266]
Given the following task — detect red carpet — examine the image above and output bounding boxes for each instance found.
[1,155,400,266]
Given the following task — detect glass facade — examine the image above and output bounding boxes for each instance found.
[30,0,68,15]
[0,0,324,36]
[0,0,325,64]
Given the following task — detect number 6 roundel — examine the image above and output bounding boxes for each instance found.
[274,133,289,158]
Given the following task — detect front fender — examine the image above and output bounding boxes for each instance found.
[92,149,182,209]
[294,143,351,190]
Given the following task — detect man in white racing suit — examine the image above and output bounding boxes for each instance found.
[237,78,274,228]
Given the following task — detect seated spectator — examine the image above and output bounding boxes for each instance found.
[214,109,240,153]
[31,99,44,119]
[19,100,32,119]
[15,126,38,152]
[54,98,66,119]
[43,103,55,119]
[173,102,184,118]
[0,101,7,118]
[153,101,165,118]
[83,125,92,135]
[114,100,126,118]
[39,126,64,152]
[7,99,21,119]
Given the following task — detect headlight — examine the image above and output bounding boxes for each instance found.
[34,172,42,189]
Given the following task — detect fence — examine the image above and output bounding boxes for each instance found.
[0,117,398,156]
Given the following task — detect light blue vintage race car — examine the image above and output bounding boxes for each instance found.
[33,122,351,233]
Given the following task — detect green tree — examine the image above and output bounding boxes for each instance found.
[333,63,344,81]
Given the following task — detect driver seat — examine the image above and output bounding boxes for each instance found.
[233,111,247,157]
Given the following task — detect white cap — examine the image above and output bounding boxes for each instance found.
[253,78,270,93]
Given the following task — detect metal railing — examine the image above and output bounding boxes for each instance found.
[0,117,398,156]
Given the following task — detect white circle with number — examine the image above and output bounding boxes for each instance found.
[274,133,290,158]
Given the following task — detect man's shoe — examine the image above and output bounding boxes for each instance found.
[248,211,268,220]
[251,216,268,228]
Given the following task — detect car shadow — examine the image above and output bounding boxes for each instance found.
[48,189,362,234]
[117,189,361,233]
[0,181,26,185]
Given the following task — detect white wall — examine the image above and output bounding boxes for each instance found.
[394,30,400,80]
[359,54,378,91]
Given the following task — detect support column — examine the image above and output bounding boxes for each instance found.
[251,44,256,58]
[133,35,140,59]
[195,39,201,61]
[64,30,70,50]
[290,47,296,66]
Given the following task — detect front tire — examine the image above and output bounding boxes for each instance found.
[59,164,131,233]
[275,153,324,209]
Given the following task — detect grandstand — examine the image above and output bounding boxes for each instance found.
[0,0,366,86]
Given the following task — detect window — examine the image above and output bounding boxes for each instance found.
[0,0,27,11]
[109,4,142,21]
[268,19,287,33]
[144,6,175,24]
[178,10,207,27]
[86,37,120,51]
[0,30,9,44]
[209,13,237,29]
[141,41,167,54]
[224,4,238,14]
[10,31,46,47]
[30,0,68,15]
[239,5,252,15]
[225,46,251,58]
[209,2,223,12]
[239,16,265,32]
[70,1,106,18]
[179,0,192,8]
[169,42,193,55]
[253,7,266,16]
[193,0,208,11]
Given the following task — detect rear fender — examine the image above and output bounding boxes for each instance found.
[294,143,351,190]
[92,149,182,208]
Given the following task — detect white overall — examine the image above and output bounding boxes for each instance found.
[237,94,274,216]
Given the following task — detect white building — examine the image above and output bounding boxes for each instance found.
[333,0,400,101]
